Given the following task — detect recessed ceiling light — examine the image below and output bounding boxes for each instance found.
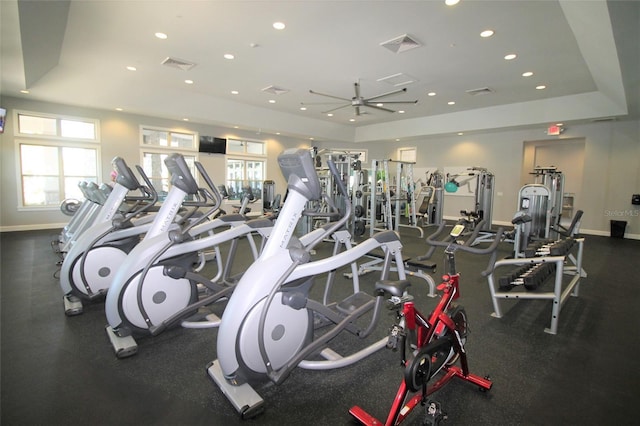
[327,113,333,117]
[349,118,355,122]
[428,92,436,97]
[224,53,235,60]
[20,89,29,94]
[376,103,384,107]
[182,118,189,121]
[273,22,285,30]
[448,101,456,105]
[268,99,276,103]
[155,32,168,39]
[504,53,517,60]
[480,30,494,38]
[185,79,194,84]
[398,110,405,114]
[300,106,307,111]
[445,0,460,6]
[126,66,137,71]
[115,107,123,111]
[536,85,547,90]
[231,90,239,95]
[309,137,314,141]
[458,132,464,136]
[522,71,534,77]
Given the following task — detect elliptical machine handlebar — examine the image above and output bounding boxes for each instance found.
[112,157,141,191]
[422,219,504,276]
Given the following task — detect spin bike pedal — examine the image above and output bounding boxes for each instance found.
[422,399,447,426]
[386,324,404,350]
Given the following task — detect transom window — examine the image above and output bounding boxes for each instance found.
[17,112,98,140]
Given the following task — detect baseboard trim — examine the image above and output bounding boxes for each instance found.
[0,223,65,233]
[2,221,638,240]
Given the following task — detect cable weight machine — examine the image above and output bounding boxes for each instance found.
[368,159,423,238]
[445,167,495,244]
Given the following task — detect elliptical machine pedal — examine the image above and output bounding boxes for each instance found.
[63,294,84,316]
[105,325,138,359]
[206,360,264,420]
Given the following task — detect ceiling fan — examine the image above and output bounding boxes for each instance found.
[308,81,418,116]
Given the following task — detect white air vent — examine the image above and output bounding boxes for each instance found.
[377,73,418,87]
[261,85,290,95]
[380,34,422,53]
[161,57,196,71]
[465,87,494,96]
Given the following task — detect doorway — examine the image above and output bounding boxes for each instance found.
[521,138,585,226]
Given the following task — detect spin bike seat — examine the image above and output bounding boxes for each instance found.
[375,279,411,298]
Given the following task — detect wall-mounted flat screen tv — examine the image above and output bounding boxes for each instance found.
[199,136,227,154]
[0,108,6,134]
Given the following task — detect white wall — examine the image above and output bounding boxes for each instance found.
[0,96,318,231]
[320,120,640,239]
[1,96,639,238]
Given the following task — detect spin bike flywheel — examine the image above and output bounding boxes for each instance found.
[404,306,468,392]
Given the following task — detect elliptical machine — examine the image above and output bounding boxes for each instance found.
[103,153,282,358]
[208,148,416,419]
[59,157,158,315]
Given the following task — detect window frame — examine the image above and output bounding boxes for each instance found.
[14,110,101,211]
[15,138,101,211]
[224,138,267,201]
[14,109,100,143]
[138,125,199,198]
[139,125,198,152]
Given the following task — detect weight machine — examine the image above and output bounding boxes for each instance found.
[368,159,423,238]
[512,166,565,257]
[416,170,444,227]
[445,167,495,244]
[304,149,363,237]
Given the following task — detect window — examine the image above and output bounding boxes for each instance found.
[17,112,98,140]
[398,147,417,163]
[139,126,197,198]
[225,139,266,200]
[141,127,197,150]
[15,111,100,208]
[142,151,196,196]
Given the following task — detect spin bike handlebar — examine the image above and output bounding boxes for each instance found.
[423,219,504,276]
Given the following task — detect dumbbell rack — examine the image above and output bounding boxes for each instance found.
[487,237,586,334]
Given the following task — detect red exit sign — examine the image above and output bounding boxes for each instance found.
[547,125,561,136]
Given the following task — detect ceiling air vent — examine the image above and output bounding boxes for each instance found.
[380,34,422,53]
[465,87,494,96]
[261,85,290,95]
[161,57,196,71]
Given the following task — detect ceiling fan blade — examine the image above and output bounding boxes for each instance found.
[364,87,409,102]
[322,104,351,114]
[309,89,351,102]
[363,103,396,113]
[371,100,418,104]
[301,101,346,106]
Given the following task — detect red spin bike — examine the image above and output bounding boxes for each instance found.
[350,220,504,426]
